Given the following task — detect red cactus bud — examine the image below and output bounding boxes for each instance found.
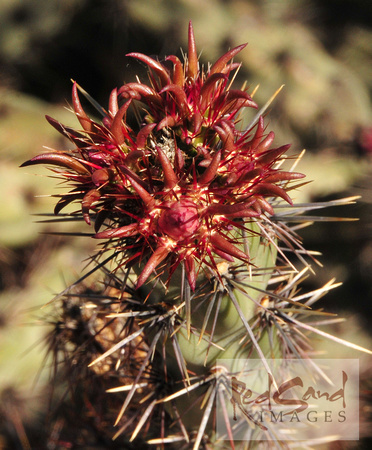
[23,22,302,291]
[264,171,305,183]
[20,153,91,175]
[94,223,138,239]
[82,189,101,225]
[160,84,189,114]
[44,115,86,145]
[187,21,198,79]
[157,115,178,130]
[92,168,112,186]
[119,83,161,104]
[256,144,291,166]
[248,115,265,149]
[184,255,196,291]
[72,82,93,132]
[207,200,256,217]
[198,151,221,185]
[136,123,156,149]
[251,182,293,205]
[136,245,170,288]
[156,146,178,190]
[166,55,185,87]
[210,232,249,262]
[121,167,155,209]
[210,43,247,76]
[108,88,119,117]
[255,131,275,153]
[126,53,171,87]
[199,73,227,111]
[110,101,132,146]
[158,200,199,241]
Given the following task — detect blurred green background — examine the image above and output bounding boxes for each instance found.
[0,0,371,448]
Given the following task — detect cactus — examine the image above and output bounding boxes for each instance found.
[21,22,371,448]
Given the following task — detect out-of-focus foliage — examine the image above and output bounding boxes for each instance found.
[0,90,79,246]
[0,90,95,448]
[0,0,86,64]
[0,0,371,447]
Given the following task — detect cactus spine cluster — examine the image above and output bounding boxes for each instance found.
[22,22,371,449]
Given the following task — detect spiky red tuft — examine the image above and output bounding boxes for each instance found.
[21,22,304,290]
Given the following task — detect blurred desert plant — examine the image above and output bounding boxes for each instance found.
[0,0,86,70]
[0,90,96,448]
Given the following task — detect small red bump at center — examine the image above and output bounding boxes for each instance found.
[158,200,199,241]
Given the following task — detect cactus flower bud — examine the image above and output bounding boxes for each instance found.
[157,200,199,240]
